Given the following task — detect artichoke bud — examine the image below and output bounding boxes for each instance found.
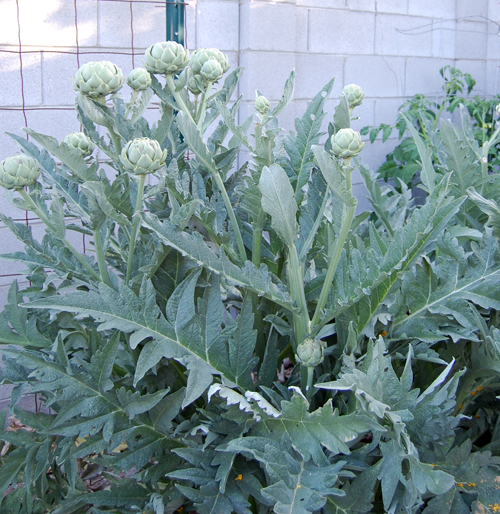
[187,73,208,95]
[330,128,364,159]
[255,95,270,115]
[0,155,40,190]
[120,138,168,175]
[127,68,152,91]
[496,103,500,118]
[144,41,189,75]
[295,338,325,367]
[199,59,224,82]
[73,61,125,99]
[189,48,230,76]
[63,132,95,158]
[342,84,364,110]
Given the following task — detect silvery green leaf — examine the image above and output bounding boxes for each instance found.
[141,213,295,311]
[401,113,436,193]
[421,487,470,514]
[333,95,350,132]
[312,145,355,206]
[216,98,252,151]
[130,87,154,124]
[259,164,298,247]
[468,187,500,238]
[268,70,296,119]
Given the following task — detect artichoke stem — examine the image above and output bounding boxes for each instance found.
[93,227,113,288]
[305,366,314,401]
[197,82,212,132]
[165,74,195,124]
[125,173,147,284]
[124,90,139,118]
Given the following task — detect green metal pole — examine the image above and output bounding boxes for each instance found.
[166,0,185,46]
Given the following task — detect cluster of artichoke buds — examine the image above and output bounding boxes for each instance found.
[120,138,168,175]
[330,128,364,159]
[295,338,326,367]
[63,132,95,159]
[73,61,125,100]
[0,155,40,190]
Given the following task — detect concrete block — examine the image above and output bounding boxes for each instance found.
[296,0,345,7]
[374,97,405,127]
[195,1,239,51]
[42,52,81,106]
[408,0,455,19]
[375,0,408,15]
[0,0,19,45]
[295,7,309,53]
[455,19,488,60]
[485,60,500,97]
[457,0,488,18]
[0,52,42,107]
[309,9,375,55]
[27,108,81,147]
[295,54,344,100]
[405,57,453,96]
[375,14,433,57]
[19,0,97,47]
[345,55,405,98]
[348,0,376,11]
[454,59,487,94]
[186,2,197,51]
[431,19,456,59]
[130,2,166,51]
[487,30,500,62]
[239,50,296,102]
[98,0,133,48]
[240,2,296,52]
[0,111,30,160]
[489,1,500,22]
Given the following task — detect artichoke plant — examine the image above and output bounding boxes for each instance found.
[342,83,364,110]
[127,68,152,91]
[189,48,230,76]
[199,59,224,82]
[255,95,270,115]
[62,132,95,158]
[330,128,364,158]
[295,338,325,367]
[187,73,207,95]
[73,61,125,99]
[0,154,40,190]
[120,138,168,175]
[144,41,189,75]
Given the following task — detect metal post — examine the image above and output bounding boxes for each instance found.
[166,1,185,46]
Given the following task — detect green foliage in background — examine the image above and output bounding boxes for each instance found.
[361,66,500,187]
[0,45,500,513]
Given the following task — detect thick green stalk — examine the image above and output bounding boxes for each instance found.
[165,74,195,124]
[287,243,310,350]
[125,174,147,284]
[252,209,266,360]
[212,172,247,263]
[310,162,356,332]
[19,189,101,281]
[305,366,314,401]
[197,82,212,131]
[93,227,113,288]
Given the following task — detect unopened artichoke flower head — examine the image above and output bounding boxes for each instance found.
[63,132,95,159]
[127,68,152,91]
[255,95,270,115]
[0,155,40,190]
[295,338,325,367]
[144,41,189,75]
[120,138,168,175]
[342,84,364,110]
[73,61,125,99]
[331,128,364,159]
[199,59,224,82]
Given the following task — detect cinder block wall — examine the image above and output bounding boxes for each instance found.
[0,0,499,313]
